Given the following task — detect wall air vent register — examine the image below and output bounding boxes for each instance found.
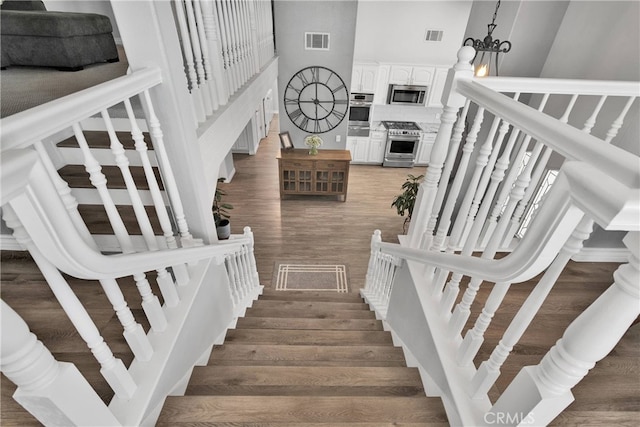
[305,32,330,50]
[425,29,444,42]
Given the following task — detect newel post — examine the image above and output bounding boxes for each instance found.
[407,47,474,248]
[1,301,121,426]
[489,231,640,426]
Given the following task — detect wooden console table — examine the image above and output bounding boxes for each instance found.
[277,149,351,201]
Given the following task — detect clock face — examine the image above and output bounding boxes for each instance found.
[284,66,349,134]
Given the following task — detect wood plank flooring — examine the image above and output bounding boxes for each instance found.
[1,115,638,425]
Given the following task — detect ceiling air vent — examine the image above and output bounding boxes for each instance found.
[305,32,330,50]
[425,29,444,42]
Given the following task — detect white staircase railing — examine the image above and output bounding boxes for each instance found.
[171,0,275,123]
[0,69,262,425]
[362,47,639,426]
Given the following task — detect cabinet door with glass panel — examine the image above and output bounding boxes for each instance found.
[315,160,348,194]
[280,160,314,194]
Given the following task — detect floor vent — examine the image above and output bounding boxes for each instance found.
[305,32,330,50]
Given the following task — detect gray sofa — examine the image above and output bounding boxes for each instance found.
[1,0,118,71]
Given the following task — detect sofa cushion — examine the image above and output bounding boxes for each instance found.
[1,10,114,37]
[0,0,46,11]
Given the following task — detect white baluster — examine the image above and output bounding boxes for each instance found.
[490,232,639,426]
[365,230,382,293]
[503,95,579,246]
[225,255,240,304]
[1,301,121,426]
[220,0,240,92]
[34,141,166,344]
[431,105,485,251]
[200,0,227,106]
[194,0,221,110]
[185,0,214,116]
[481,94,550,246]
[173,0,206,124]
[141,91,198,248]
[215,0,235,94]
[459,95,519,246]
[448,113,500,249]
[445,121,516,333]
[605,96,636,143]
[582,95,607,134]
[3,208,136,399]
[247,0,260,73]
[116,106,180,308]
[469,218,593,396]
[243,227,260,289]
[425,99,471,242]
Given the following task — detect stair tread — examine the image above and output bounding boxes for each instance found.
[245,307,376,319]
[188,366,422,386]
[58,164,163,190]
[224,329,393,346]
[235,317,383,331]
[56,131,143,150]
[208,344,406,366]
[157,423,446,427]
[157,396,447,424]
[252,299,370,311]
[259,289,364,302]
[76,204,163,235]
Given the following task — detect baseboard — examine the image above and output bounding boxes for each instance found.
[571,247,630,262]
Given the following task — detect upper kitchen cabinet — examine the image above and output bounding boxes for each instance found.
[389,65,435,86]
[351,63,379,93]
[426,67,450,107]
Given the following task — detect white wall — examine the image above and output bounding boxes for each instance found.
[354,0,472,66]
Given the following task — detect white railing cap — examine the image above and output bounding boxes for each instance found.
[0,67,162,151]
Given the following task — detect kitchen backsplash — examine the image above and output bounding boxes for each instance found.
[371,104,442,124]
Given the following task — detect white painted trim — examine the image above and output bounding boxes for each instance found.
[0,234,24,251]
[571,247,631,263]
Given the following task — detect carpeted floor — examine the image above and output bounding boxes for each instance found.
[1,45,129,118]
[272,262,350,293]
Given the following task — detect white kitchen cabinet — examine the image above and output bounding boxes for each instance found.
[416,132,436,166]
[374,64,390,104]
[346,136,369,163]
[351,63,378,93]
[427,67,450,107]
[389,65,435,86]
[368,130,387,164]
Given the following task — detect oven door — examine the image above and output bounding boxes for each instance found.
[383,135,419,167]
[348,103,371,124]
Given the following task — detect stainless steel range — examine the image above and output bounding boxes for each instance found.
[382,121,421,167]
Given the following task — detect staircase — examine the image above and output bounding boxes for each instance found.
[157,290,448,425]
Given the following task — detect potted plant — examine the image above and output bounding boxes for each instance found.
[391,173,424,233]
[213,178,233,240]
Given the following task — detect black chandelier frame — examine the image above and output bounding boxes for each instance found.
[463,0,512,76]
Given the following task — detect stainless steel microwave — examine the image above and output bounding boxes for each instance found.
[387,84,428,106]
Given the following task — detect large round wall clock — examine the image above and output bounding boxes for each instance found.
[284,65,349,134]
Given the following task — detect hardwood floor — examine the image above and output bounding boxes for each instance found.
[1,115,638,425]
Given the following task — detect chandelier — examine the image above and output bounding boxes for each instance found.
[463,0,512,76]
